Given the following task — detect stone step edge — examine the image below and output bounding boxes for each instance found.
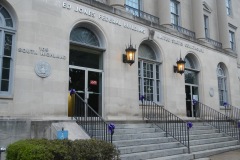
[146,153,194,160]
[192,145,240,159]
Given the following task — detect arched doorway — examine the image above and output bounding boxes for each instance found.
[69,26,105,116]
[184,55,200,117]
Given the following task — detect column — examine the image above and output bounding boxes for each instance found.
[158,0,171,26]
[192,0,205,39]
[109,0,125,9]
[217,0,230,49]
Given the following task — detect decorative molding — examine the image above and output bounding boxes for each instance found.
[228,23,237,30]
[203,1,212,13]
[148,29,155,41]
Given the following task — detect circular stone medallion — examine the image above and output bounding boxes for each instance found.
[35,61,51,78]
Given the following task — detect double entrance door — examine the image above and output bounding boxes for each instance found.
[69,66,103,115]
[185,85,199,117]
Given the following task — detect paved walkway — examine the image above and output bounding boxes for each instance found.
[208,149,240,160]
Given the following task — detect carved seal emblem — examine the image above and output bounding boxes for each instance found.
[35,61,51,78]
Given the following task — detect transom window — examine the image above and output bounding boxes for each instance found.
[185,57,198,85]
[170,0,179,25]
[217,64,228,106]
[0,5,15,96]
[226,0,232,16]
[70,27,100,47]
[138,44,161,102]
[229,30,235,50]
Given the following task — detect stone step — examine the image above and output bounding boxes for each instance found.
[166,125,214,130]
[192,145,240,159]
[89,127,161,136]
[147,153,194,160]
[190,136,234,146]
[118,142,182,154]
[189,132,226,140]
[120,147,187,160]
[112,132,166,141]
[190,140,239,152]
[168,128,219,136]
[114,123,154,129]
[113,137,176,147]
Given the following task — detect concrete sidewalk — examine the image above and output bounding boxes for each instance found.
[209,149,240,160]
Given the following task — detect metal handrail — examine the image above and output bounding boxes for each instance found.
[205,37,222,48]
[195,101,240,142]
[142,100,190,153]
[224,104,240,121]
[171,24,196,38]
[72,93,112,142]
[125,5,160,24]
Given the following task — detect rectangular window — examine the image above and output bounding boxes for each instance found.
[204,15,209,38]
[170,0,179,25]
[1,33,12,92]
[126,0,139,9]
[138,61,160,102]
[229,31,235,50]
[226,0,231,16]
[126,0,140,16]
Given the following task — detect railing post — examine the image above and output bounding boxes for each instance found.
[218,113,220,133]
[187,127,190,153]
[166,112,168,137]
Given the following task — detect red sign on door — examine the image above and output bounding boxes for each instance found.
[90,80,97,85]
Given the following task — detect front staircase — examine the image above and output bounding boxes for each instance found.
[112,121,240,160]
[71,94,240,159]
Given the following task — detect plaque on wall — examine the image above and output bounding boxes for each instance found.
[35,61,51,78]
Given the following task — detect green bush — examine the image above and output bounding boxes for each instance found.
[6,139,120,160]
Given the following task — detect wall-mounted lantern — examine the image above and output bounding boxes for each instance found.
[173,54,186,75]
[123,38,136,66]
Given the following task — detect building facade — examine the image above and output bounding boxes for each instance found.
[0,0,240,121]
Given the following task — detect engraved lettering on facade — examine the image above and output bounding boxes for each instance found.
[157,35,204,53]
[18,47,66,60]
[62,2,146,34]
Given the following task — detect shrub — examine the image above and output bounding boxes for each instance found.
[6,139,120,160]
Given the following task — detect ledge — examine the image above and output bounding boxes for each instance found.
[72,0,236,57]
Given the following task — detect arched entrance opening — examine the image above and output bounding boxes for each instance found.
[184,54,200,117]
[138,41,162,104]
[69,25,105,116]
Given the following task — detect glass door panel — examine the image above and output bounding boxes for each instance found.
[88,71,102,115]
[185,85,199,117]
[69,68,85,100]
[192,86,199,117]
[185,85,192,117]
